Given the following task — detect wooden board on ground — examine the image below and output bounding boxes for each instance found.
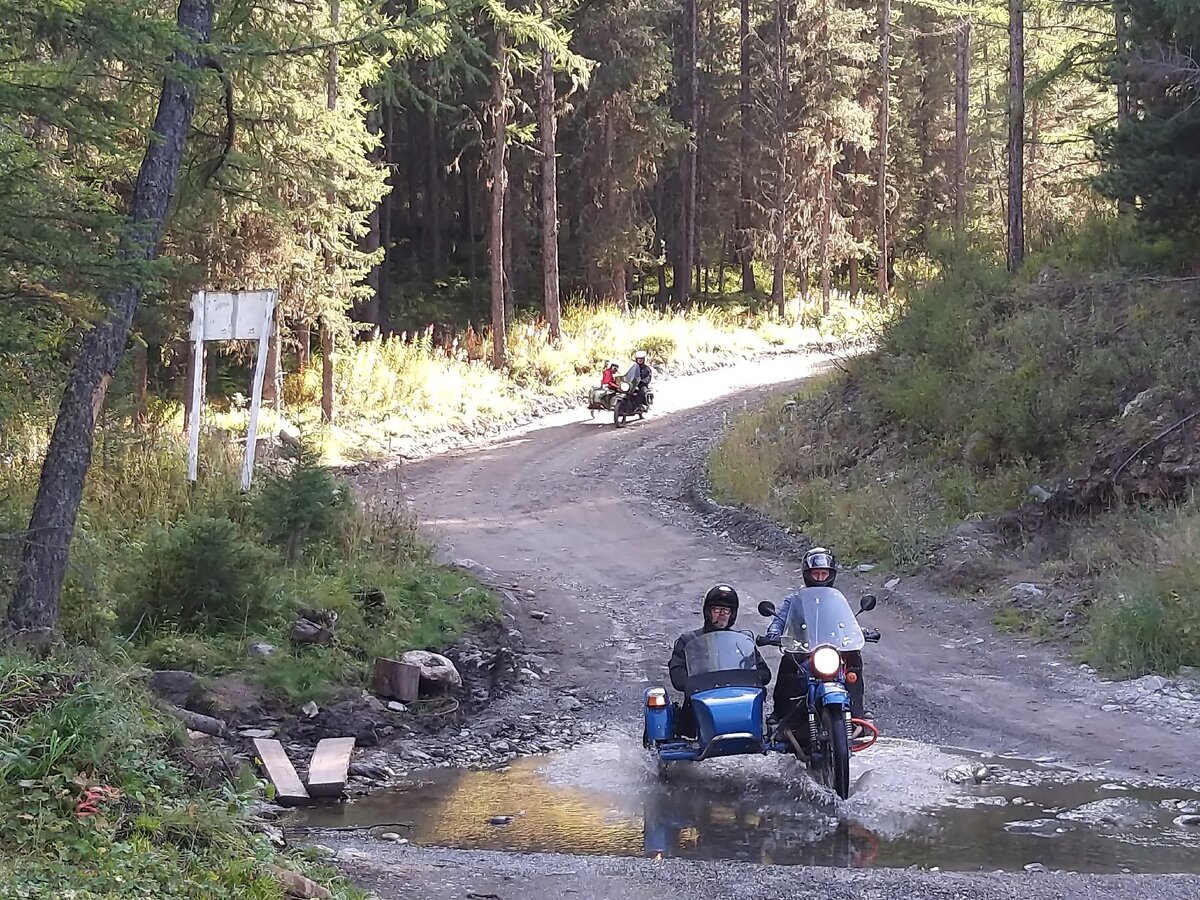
[307,737,356,798]
[372,656,420,702]
[252,738,310,806]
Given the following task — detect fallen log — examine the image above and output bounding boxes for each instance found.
[152,699,227,737]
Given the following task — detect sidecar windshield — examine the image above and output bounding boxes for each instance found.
[781,587,865,653]
[683,631,759,677]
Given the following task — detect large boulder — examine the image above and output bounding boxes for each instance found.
[400,650,462,693]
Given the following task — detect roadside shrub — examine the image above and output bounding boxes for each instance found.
[130,516,279,634]
[252,445,349,565]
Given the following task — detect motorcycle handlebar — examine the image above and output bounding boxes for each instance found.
[755,634,781,647]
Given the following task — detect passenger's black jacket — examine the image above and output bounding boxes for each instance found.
[668,626,772,692]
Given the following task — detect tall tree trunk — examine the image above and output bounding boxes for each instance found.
[321,0,339,424]
[296,323,311,373]
[1115,2,1131,126]
[604,100,628,312]
[489,28,510,368]
[955,16,971,237]
[503,154,516,324]
[877,0,891,302]
[738,0,756,294]
[848,214,861,299]
[263,321,281,412]
[771,0,788,319]
[8,0,216,634]
[426,105,443,277]
[379,88,394,334]
[818,0,833,316]
[539,0,562,342]
[320,318,334,423]
[133,340,148,426]
[675,0,698,306]
[1007,0,1025,273]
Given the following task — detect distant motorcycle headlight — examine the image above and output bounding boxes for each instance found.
[620,380,630,392]
[810,645,842,679]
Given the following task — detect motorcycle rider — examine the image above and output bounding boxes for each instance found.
[765,547,870,738]
[668,584,771,738]
[623,350,653,410]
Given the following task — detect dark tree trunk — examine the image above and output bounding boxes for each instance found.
[489,28,509,368]
[263,321,281,411]
[296,323,311,372]
[320,319,334,423]
[675,0,698,306]
[1007,0,1025,272]
[738,0,755,294]
[503,151,516,324]
[7,0,216,634]
[955,17,971,237]
[877,0,891,301]
[133,340,148,426]
[427,105,443,277]
[604,100,627,312]
[539,0,562,342]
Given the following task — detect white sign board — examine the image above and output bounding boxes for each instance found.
[187,289,279,491]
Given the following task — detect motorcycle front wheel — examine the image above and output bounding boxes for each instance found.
[614,401,627,427]
[819,705,852,799]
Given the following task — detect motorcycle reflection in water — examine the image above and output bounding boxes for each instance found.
[640,782,879,867]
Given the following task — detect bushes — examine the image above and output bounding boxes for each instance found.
[0,653,363,899]
[130,516,279,634]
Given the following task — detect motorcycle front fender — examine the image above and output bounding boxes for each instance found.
[812,681,850,710]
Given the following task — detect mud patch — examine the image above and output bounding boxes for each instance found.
[290,733,1200,874]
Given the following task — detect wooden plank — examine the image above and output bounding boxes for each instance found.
[372,656,420,703]
[252,738,310,807]
[306,737,356,799]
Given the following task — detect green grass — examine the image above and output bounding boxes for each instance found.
[707,241,1200,675]
[201,297,886,464]
[0,652,366,899]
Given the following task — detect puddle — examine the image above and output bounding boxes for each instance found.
[293,735,1200,873]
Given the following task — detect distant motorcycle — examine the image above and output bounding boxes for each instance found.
[612,380,652,427]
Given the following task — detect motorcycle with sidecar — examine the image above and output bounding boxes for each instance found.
[641,587,881,799]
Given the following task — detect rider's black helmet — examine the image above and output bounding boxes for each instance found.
[703,583,739,626]
[802,547,837,588]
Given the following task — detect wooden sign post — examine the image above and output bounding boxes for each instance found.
[186,289,279,491]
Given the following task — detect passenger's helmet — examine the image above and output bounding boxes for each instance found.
[703,583,739,626]
[607,360,619,370]
[801,547,837,587]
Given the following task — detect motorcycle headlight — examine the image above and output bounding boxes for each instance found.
[810,645,842,678]
[620,380,630,392]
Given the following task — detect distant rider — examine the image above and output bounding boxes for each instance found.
[600,360,620,390]
[765,547,870,738]
[668,584,771,738]
[624,350,653,408]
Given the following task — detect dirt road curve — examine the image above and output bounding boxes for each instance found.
[342,353,1200,899]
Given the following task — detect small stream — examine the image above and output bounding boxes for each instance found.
[292,734,1200,874]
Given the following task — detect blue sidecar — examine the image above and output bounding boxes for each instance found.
[642,588,882,799]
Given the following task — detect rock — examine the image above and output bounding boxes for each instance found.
[387,701,408,713]
[149,670,199,707]
[1028,484,1053,503]
[1101,704,1120,712]
[943,763,991,785]
[407,749,433,762]
[269,865,332,899]
[349,761,393,780]
[379,831,403,841]
[372,657,421,703]
[856,564,876,573]
[489,815,514,826]
[1121,388,1159,419]
[1133,674,1168,695]
[399,650,462,691]
[1177,666,1200,689]
[1174,815,1200,828]
[1010,583,1046,603]
[884,578,901,590]
[291,618,334,645]
[564,697,583,712]
[238,727,276,739]
[301,701,320,719]
[530,610,550,621]
[247,641,277,659]
[1024,863,1047,874]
